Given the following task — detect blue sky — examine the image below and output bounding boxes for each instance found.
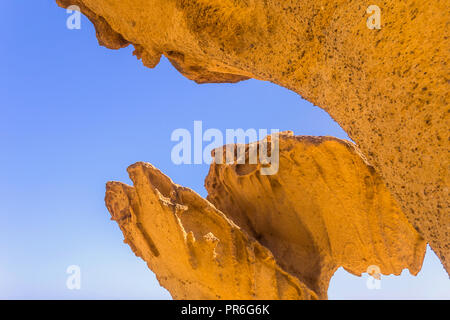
[0,1,448,299]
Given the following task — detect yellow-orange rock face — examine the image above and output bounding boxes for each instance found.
[56,0,449,272]
[106,162,318,300]
[105,133,426,299]
[206,132,426,298]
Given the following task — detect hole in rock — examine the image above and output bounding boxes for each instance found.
[3,6,448,298]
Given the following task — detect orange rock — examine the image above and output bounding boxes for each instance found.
[105,162,317,300]
[105,133,426,299]
[56,0,449,272]
[206,132,426,298]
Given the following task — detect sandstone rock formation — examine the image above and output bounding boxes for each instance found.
[56,0,449,272]
[105,133,426,299]
[105,162,318,300]
[205,132,426,298]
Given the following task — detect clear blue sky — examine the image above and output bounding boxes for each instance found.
[0,1,448,299]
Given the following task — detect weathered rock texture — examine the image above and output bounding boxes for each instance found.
[106,162,318,300]
[105,133,426,299]
[56,0,449,272]
[206,132,426,298]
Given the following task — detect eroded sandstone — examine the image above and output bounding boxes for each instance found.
[56,0,449,271]
[106,162,317,300]
[206,132,426,298]
[105,133,426,299]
